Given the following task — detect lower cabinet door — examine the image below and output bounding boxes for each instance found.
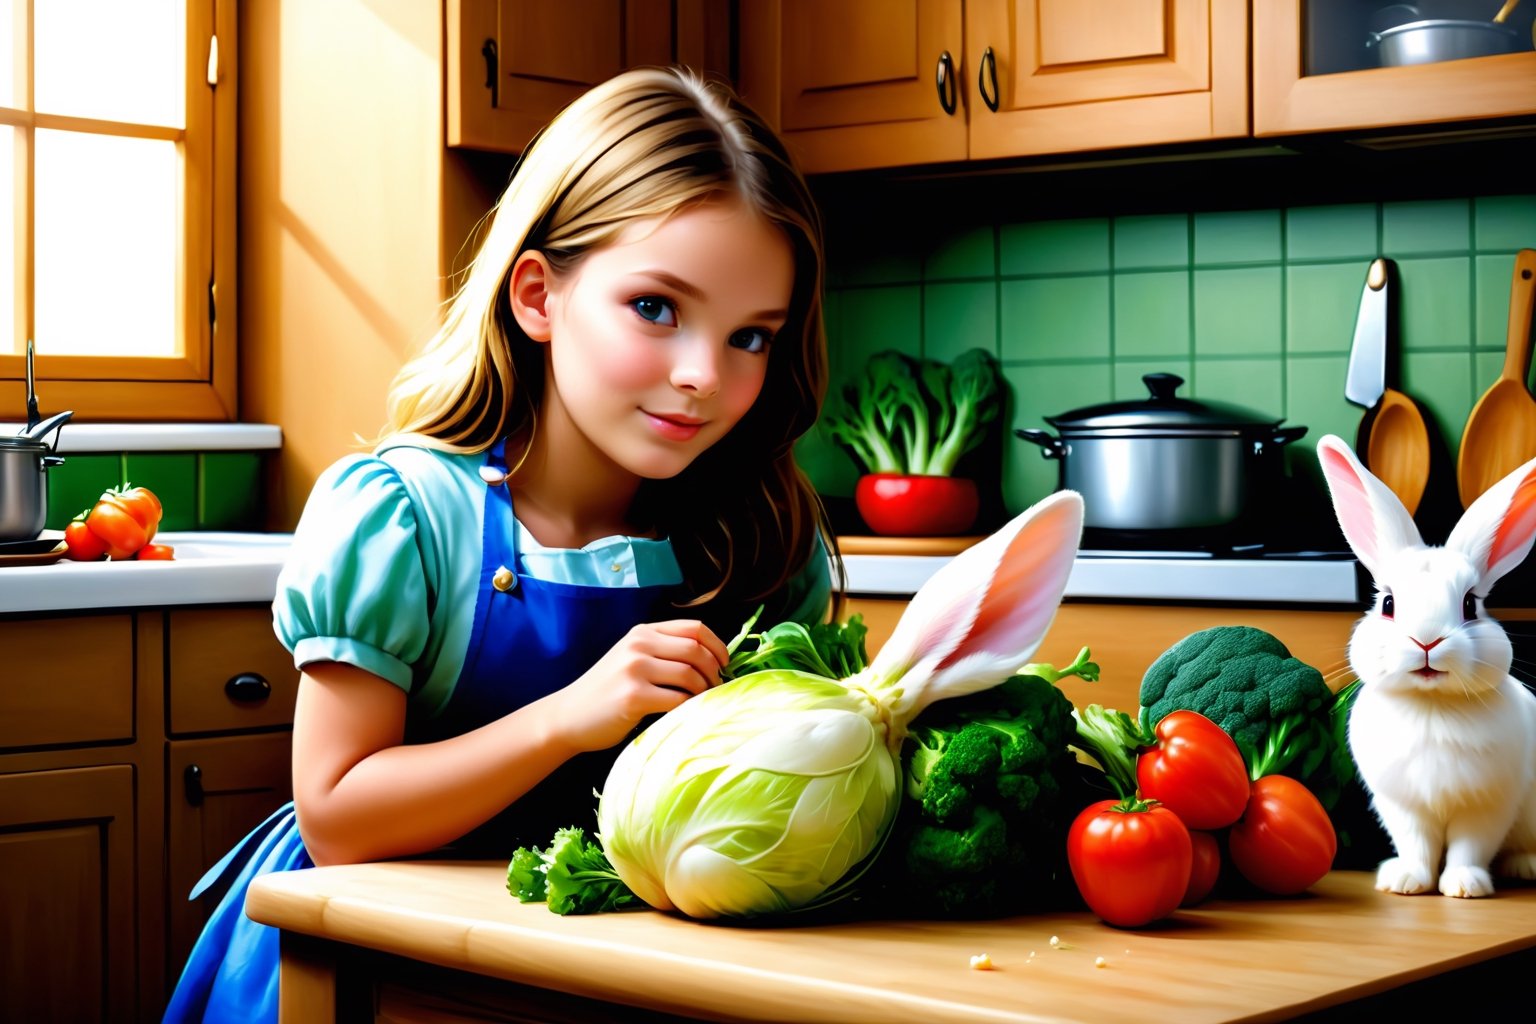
[0,764,137,1023]
[166,732,295,981]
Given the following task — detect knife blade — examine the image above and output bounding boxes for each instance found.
[1345,259,1389,409]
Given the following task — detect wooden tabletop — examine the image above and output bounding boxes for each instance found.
[247,863,1536,1023]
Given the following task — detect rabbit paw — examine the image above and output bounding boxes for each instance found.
[1494,852,1536,879]
[1438,864,1495,898]
[1376,858,1434,894]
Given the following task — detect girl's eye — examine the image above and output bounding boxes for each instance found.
[729,328,773,354]
[632,296,677,327]
[1381,593,1394,619]
[1462,591,1478,621]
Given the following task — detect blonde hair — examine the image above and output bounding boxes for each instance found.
[382,66,838,618]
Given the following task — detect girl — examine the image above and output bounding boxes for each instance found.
[165,66,839,1023]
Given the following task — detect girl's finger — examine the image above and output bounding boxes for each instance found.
[648,620,730,668]
[641,656,714,697]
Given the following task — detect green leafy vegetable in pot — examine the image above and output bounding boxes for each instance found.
[821,348,1002,477]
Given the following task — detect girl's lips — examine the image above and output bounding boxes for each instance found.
[642,411,704,442]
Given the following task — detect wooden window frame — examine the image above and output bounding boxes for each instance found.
[0,0,237,422]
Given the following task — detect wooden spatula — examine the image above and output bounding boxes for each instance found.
[1458,248,1536,509]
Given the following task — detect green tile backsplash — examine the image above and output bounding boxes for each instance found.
[803,193,1536,516]
[45,449,266,532]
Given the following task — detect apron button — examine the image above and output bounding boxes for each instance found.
[610,563,622,573]
[492,566,518,592]
[479,465,509,486]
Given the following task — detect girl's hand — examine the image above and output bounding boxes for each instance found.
[552,620,729,752]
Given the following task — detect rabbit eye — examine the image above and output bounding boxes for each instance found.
[1381,593,1395,619]
[1463,591,1478,621]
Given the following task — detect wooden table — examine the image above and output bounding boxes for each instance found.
[246,863,1536,1023]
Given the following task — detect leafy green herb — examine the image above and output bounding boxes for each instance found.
[506,826,641,915]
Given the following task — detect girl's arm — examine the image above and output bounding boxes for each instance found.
[291,619,729,865]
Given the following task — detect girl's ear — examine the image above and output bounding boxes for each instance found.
[508,251,554,342]
[1316,433,1421,578]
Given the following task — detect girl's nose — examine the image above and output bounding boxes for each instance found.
[670,338,721,398]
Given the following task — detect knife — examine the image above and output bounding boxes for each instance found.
[1345,259,1388,410]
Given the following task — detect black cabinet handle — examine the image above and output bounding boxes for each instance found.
[979,46,1000,112]
[185,764,204,807]
[935,50,957,115]
[225,672,272,704]
[481,37,499,107]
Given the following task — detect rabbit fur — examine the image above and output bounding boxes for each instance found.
[1316,435,1536,897]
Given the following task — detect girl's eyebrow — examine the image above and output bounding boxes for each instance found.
[634,270,789,323]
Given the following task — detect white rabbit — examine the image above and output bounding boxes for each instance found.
[1317,434,1536,898]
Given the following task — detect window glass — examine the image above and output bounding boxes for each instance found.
[0,128,12,346]
[34,129,178,357]
[35,0,186,128]
[0,0,14,108]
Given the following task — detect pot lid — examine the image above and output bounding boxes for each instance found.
[0,433,53,452]
[1045,373,1283,432]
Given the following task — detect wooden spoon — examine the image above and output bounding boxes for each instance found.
[1458,248,1536,509]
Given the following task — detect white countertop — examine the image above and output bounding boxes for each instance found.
[2,532,1364,615]
[0,421,282,451]
[0,532,293,615]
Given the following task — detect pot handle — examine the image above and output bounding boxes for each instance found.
[1014,428,1066,459]
[1259,425,1308,452]
[41,455,65,468]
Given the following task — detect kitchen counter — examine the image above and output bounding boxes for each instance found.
[247,862,1536,1023]
[2,532,1363,616]
[0,531,293,615]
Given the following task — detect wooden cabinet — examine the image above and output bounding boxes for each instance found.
[739,0,1249,173]
[0,765,137,1023]
[447,0,734,153]
[1253,0,1536,136]
[0,606,298,1021]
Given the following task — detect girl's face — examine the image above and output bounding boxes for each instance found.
[533,198,795,482]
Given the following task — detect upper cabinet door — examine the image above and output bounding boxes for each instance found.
[1253,0,1536,136]
[739,0,968,173]
[448,0,675,153]
[966,0,1248,160]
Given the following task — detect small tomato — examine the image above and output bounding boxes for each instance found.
[1181,829,1222,907]
[1067,798,1192,928]
[63,513,109,561]
[1136,709,1251,830]
[1228,775,1337,895]
[134,544,175,561]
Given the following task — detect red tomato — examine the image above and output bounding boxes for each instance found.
[1136,709,1251,830]
[1067,798,1192,927]
[1228,775,1337,895]
[87,496,151,560]
[134,544,175,560]
[63,515,109,561]
[113,486,163,542]
[1181,830,1222,906]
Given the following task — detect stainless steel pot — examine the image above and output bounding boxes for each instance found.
[1369,19,1526,66]
[1015,373,1306,532]
[0,416,69,542]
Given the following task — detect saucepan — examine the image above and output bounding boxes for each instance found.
[1015,373,1307,532]
[0,341,72,542]
[1367,4,1529,67]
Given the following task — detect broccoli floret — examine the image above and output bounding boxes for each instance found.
[1137,625,1348,807]
[874,670,1086,917]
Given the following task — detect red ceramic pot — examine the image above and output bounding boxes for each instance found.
[854,474,980,536]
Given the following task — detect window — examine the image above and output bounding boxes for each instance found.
[2,0,235,421]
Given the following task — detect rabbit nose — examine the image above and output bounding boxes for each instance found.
[1410,636,1444,653]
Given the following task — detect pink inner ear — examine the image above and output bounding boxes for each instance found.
[1490,472,1536,571]
[1322,446,1377,565]
[934,500,1076,672]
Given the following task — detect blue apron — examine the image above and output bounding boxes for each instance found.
[163,440,679,1023]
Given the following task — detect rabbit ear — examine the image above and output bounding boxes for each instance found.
[1446,454,1536,588]
[1316,434,1422,579]
[868,490,1084,723]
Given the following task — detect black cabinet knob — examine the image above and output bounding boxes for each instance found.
[184,764,204,806]
[224,672,271,704]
